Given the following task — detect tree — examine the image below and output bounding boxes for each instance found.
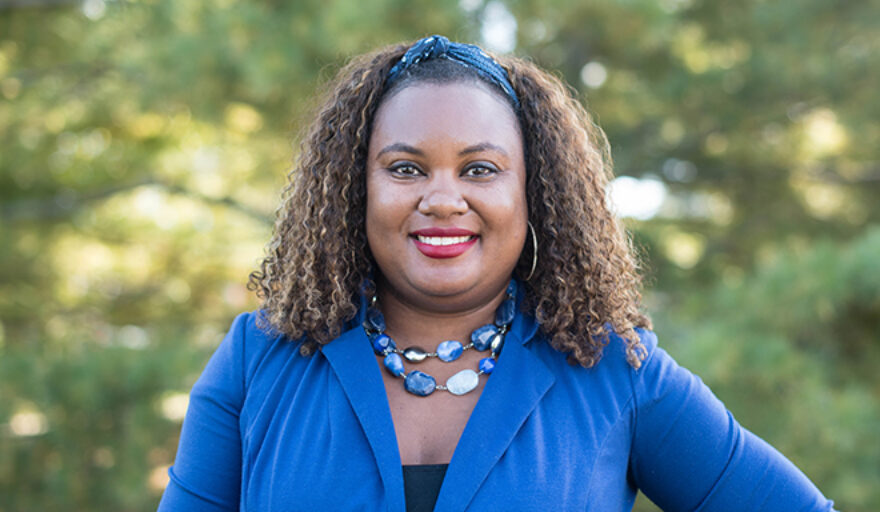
[1,1,876,509]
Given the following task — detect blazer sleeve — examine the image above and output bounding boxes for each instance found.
[628,332,836,511]
[157,313,248,511]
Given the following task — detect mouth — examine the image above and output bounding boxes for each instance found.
[410,228,479,259]
[413,234,477,246]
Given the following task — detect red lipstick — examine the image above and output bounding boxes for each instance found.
[410,228,478,259]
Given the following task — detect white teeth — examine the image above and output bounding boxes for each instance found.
[416,235,473,246]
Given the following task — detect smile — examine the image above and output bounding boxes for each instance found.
[415,235,476,246]
[410,229,479,259]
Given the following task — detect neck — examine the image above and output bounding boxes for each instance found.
[375,280,509,347]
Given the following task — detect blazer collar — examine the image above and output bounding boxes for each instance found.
[321,325,406,512]
[321,286,553,512]
[434,307,554,511]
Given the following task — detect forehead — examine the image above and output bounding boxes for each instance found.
[370,82,522,154]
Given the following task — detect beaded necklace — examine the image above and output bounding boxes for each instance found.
[363,281,517,397]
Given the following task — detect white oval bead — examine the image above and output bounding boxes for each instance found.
[445,369,479,396]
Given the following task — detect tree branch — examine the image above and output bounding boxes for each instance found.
[0,178,154,221]
[0,177,273,225]
[0,0,81,9]
[159,182,273,225]
[805,165,880,184]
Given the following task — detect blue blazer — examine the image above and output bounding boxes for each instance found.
[159,306,835,511]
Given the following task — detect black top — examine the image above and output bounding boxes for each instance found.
[402,464,449,512]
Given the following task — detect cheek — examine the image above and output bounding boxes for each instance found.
[494,177,528,225]
[479,189,527,251]
[365,176,406,242]
[365,182,385,243]
[497,197,525,224]
[504,178,529,249]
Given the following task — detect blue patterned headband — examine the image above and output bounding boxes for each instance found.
[385,35,520,110]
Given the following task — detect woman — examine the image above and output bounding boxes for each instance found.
[158,36,835,511]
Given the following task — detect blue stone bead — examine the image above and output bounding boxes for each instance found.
[494,298,516,326]
[364,307,386,332]
[370,333,395,354]
[506,280,517,298]
[471,325,498,351]
[436,340,463,362]
[383,353,405,377]
[404,371,436,396]
[479,357,496,374]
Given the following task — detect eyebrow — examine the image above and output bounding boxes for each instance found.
[459,142,509,157]
[376,141,509,158]
[376,143,425,158]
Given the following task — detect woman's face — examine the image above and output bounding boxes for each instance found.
[366,81,527,310]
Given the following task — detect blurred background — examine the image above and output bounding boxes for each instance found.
[0,0,877,510]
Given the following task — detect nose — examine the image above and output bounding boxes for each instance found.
[417,173,469,218]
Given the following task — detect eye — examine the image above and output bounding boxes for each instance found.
[463,163,499,178]
[388,162,422,177]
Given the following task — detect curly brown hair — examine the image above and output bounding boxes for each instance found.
[248,40,651,368]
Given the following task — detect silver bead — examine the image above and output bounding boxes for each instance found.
[489,333,504,353]
[445,369,479,395]
[402,346,429,363]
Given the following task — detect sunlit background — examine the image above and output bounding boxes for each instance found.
[1,1,878,510]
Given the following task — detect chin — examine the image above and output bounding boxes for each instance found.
[418,270,509,297]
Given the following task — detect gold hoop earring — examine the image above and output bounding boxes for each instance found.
[524,221,538,281]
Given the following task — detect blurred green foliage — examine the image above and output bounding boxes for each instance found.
[0,0,877,510]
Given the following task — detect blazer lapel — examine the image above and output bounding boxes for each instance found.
[321,326,406,512]
[434,313,555,512]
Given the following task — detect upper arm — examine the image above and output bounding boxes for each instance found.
[158,313,249,511]
[629,340,836,511]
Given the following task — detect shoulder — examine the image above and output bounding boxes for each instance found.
[585,326,701,404]
[208,311,310,393]
[543,326,660,379]
[603,326,659,369]
[527,326,661,410]
[219,311,294,362]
